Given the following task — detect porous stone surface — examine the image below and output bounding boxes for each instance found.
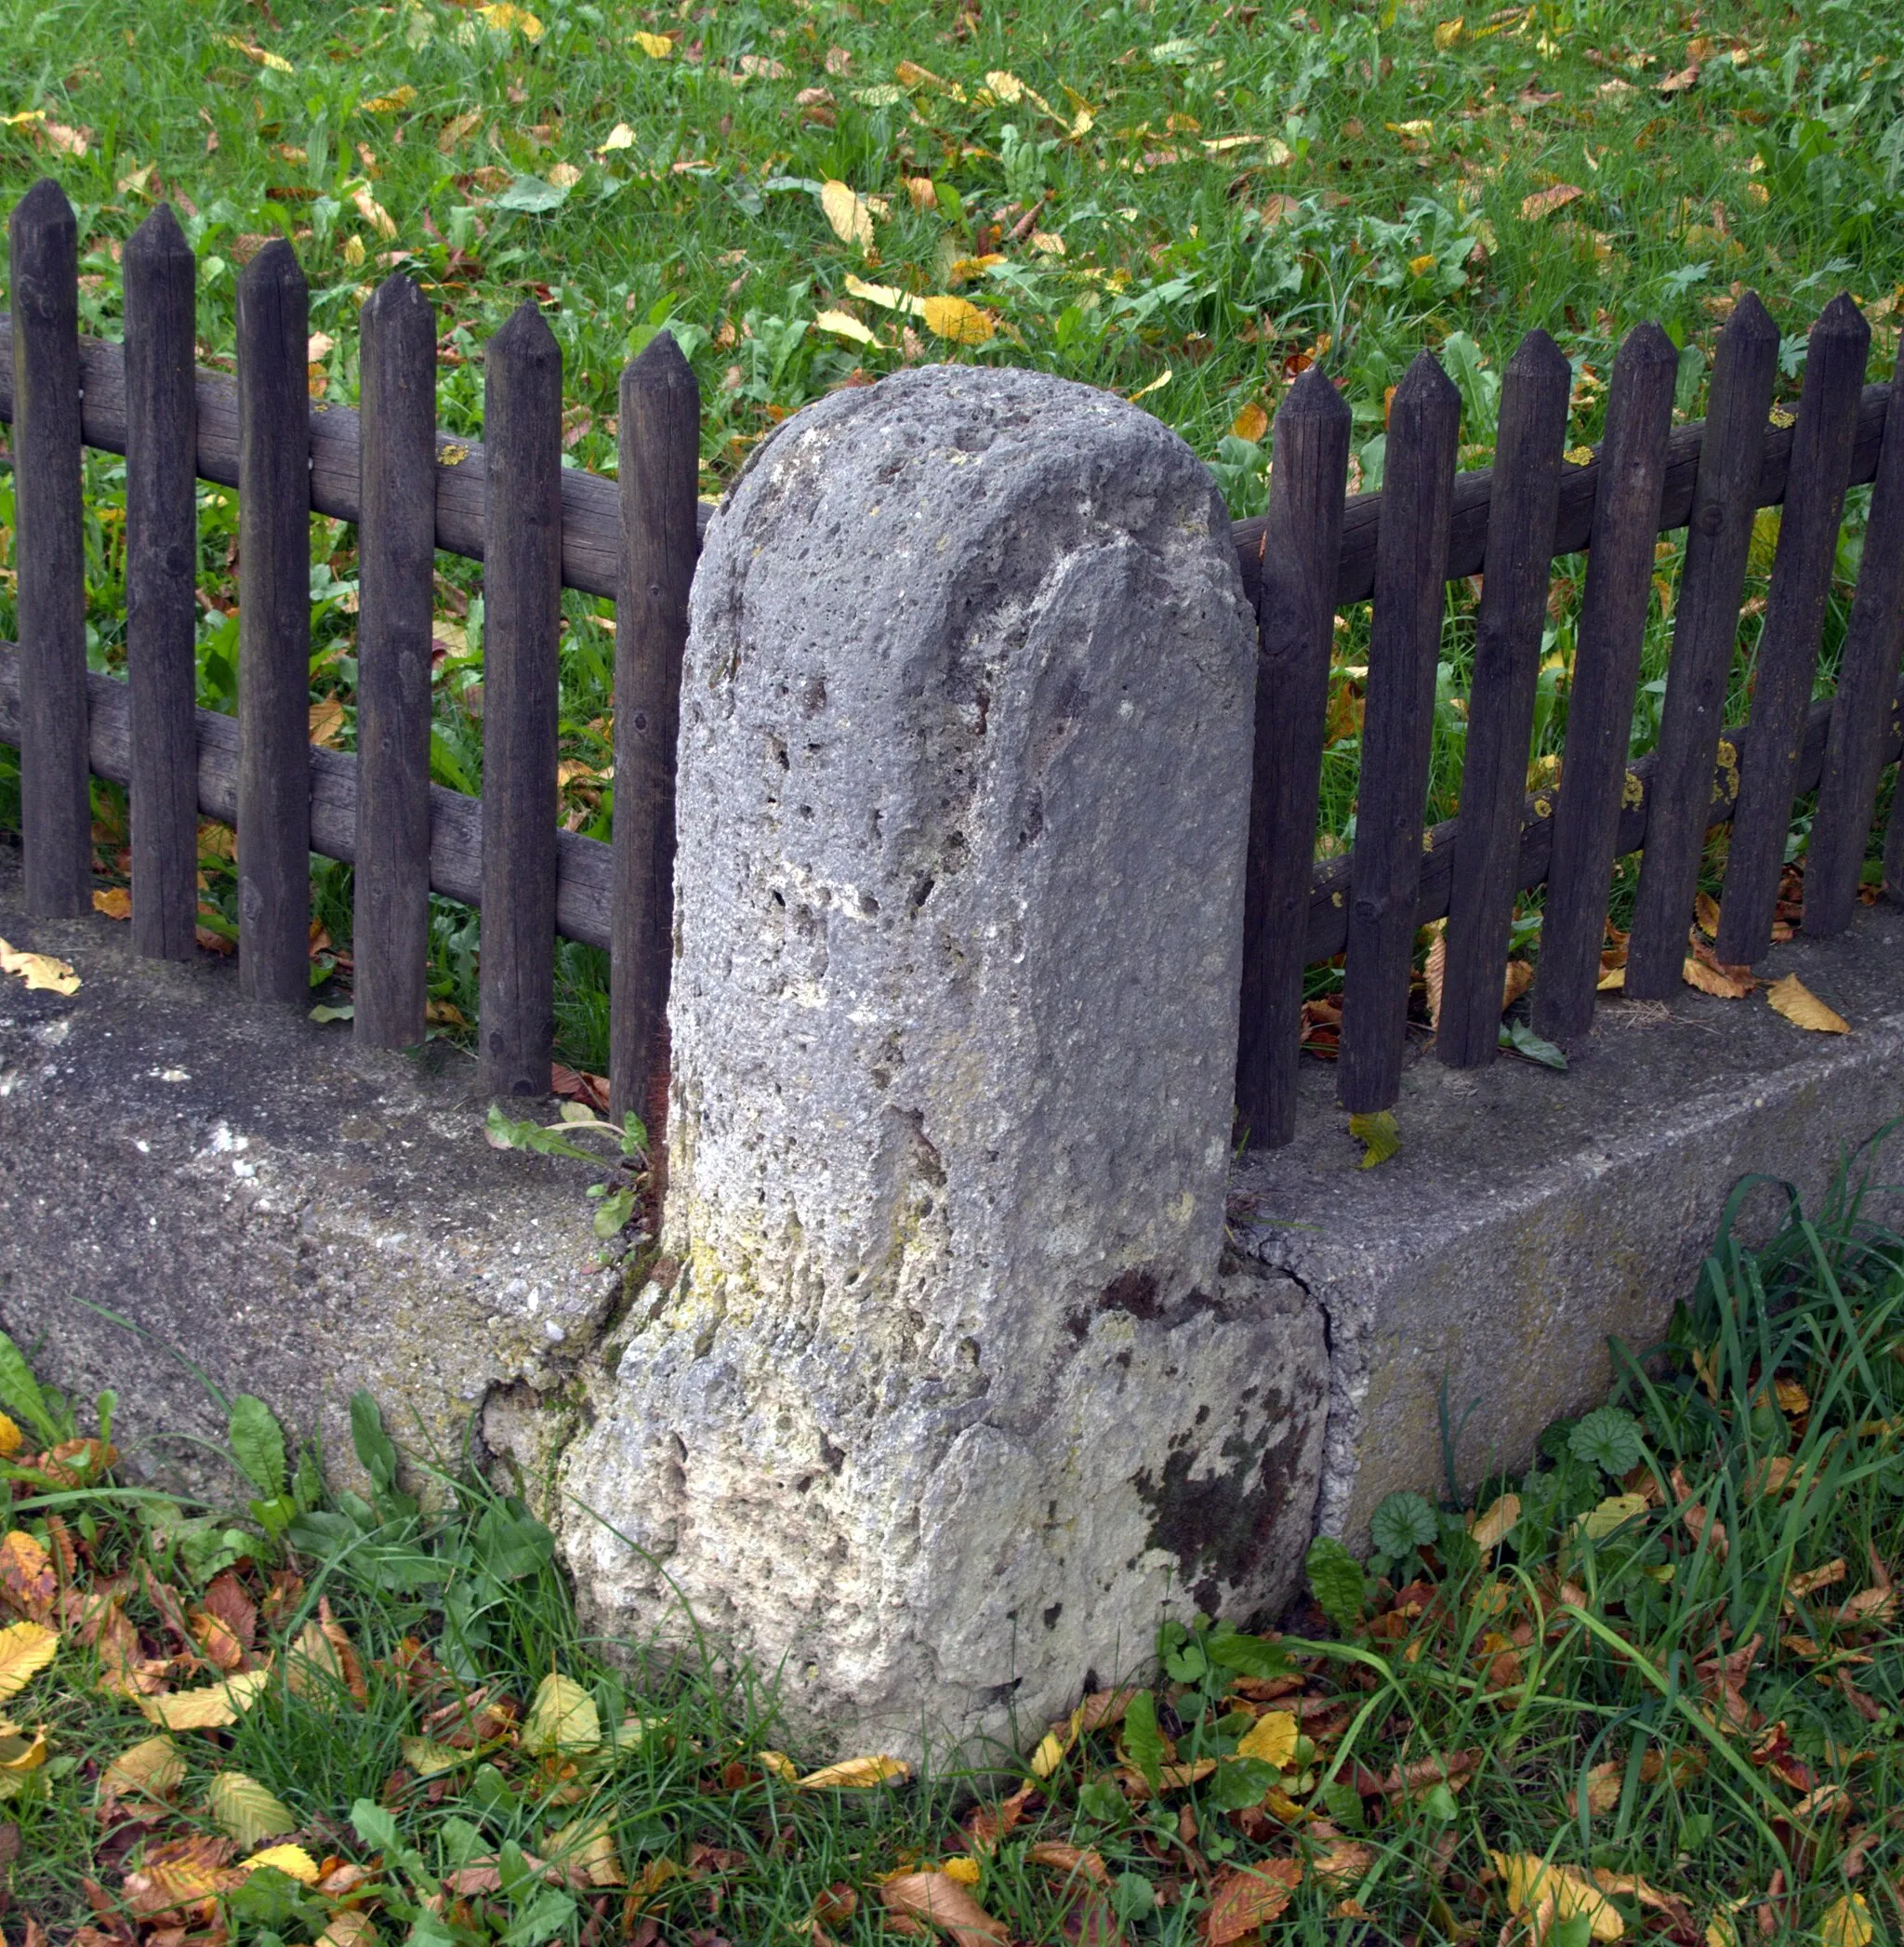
[0,843,617,1503]
[1231,901,1904,1554]
[562,364,1322,1761]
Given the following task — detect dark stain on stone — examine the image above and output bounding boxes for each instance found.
[1099,1268,1159,1319]
[819,1431,846,1474]
[1042,1602,1063,1630]
[1133,1392,1302,1593]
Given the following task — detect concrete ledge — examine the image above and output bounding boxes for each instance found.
[1233,902,1904,1552]
[0,844,614,1498]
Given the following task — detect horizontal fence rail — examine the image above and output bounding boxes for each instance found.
[3,175,1903,1147]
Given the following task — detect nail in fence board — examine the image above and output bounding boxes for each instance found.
[1236,367,1352,1146]
[123,205,201,961]
[352,275,439,1051]
[1716,295,1872,964]
[479,303,564,1101]
[234,241,314,1006]
[8,179,90,917]
[611,331,700,1131]
[1436,329,1569,1068]
[1531,324,1679,1043]
[1339,351,1461,1115]
[1622,295,1780,998]
[2,318,1891,611]
[1808,334,1904,935]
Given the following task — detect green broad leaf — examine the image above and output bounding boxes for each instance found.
[1121,1689,1166,1796]
[1500,1019,1567,1069]
[1110,1874,1157,1925]
[1205,1627,1293,1680]
[350,1390,400,1488]
[1162,1639,1208,1684]
[1305,1535,1368,1634]
[473,1501,556,1582]
[1319,1777,1365,1830]
[501,1887,579,1947]
[228,1394,287,1500]
[1348,1109,1400,1169]
[1076,1778,1126,1827]
[1207,1755,1278,1812]
[1369,1490,1439,1559]
[225,1866,311,1932]
[495,173,571,213]
[309,1002,353,1023]
[592,1186,637,1238]
[1568,1405,1644,1478]
[484,1103,609,1165]
[0,1330,61,1444]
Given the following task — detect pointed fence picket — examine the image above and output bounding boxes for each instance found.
[1,176,1902,1151]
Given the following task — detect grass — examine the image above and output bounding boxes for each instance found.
[7,1132,1904,1941]
[2,0,1904,1058]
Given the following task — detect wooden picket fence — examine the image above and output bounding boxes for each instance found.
[3,174,1902,1152]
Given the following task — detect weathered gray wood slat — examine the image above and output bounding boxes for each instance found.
[478,302,564,1101]
[0,318,1891,602]
[1236,366,1352,1146]
[8,181,91,918]
[1622,294,1780,997]
[5,645,1890,976]
[234,239,313,1007]
[1436,328,1569,1068]
[611,330,700,1129]
[352,273,439,1051]
[123,205,201,961]
[0,647,614,948]
[1339,350,1461,1114]
[1716,294,1871,964]
[1806,332,1904,934]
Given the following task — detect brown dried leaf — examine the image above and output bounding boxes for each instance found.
[1683,951,1753,999]
[1202,1860,1302,1945]
[1521,182,1584,220]
[879,1870,1009,1946]
[1765,974,1849,1034]
[0,1533,55,1622]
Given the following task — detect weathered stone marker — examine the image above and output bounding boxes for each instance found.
[563,365,1328,1757]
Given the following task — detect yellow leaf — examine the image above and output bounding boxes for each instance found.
[815,309,879,346]
[919,294,996,345]
[0,1726,46,1773]
[350,186,398,240]
[797,1753,910,1789]
[756,1748,799,1782]
[400,1736,468,1776]
[1030,1728,1069,1778]
[821,179,876,248]
[101,1735,187,1806]
[631,30,673,58]
[1234,1710,1298,1768]
[1765,974,1847,1034]
[363,86,417,112]
[1386,119,1435,139]
[1522,183,1585,220]
[942,1856,983,1885]
[985,69,1025,102]
[523,1672,602,1755]
[220,35,295,73]
[0,1622,57,1702]
[1821,1894,1873,1947]
[138,1667,271,1730]
[0,1412,18,1456]
[1694,891,1721,936]
[1471,1491,1521,1555]
[1128,365,1172,401]
[1408,252,1437,277]
[1567,444,1596,465]
[438,109,482,153]
[549,1817,627,1887]
[1683,954,1753,1000]
[1580,1493,1649,1541]
[207,1770,298,1848]
[599,123,637,153]
[1230,400,1269,443]
[0,938,79,995]
[93,886,133,921]
[477,2,544,38]
[1349,1110,1399,1170]
[548,162,583,190]
[320,1914,380,1947]
[245,1844,322,1886]
[1434,17,1464,47]
[844,271,911,311]
[1029,230,1065,256]
[1491,1852,1624,1940]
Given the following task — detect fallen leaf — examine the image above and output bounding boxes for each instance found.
[815,309,879,346]
[1472,1492,1520,1556]
[1683,951,1753,999]
[0,1622,57,1702]
[438,110,482,152]
[1765,974,1847,1033]
[1491,1852,1624,1940]
[522,1672,601,1755]
[821,179,875,247]
[1203,1861,1302,1944]
[0,939,79,995]
[476,2,544,38]
[1434,17,1464,48]
[798,1753,908,1789]
[0,1533,54,1622]
[123,1834,241,1918]
[1235,1711,1298,1767]
[1789,1559,1846,1600]
[1423,924,1447,1029]
[91,886,132,921]
[1230,400,1269,443]
[1658,64,1699,92]
[0,1413,18,1456]
[1820,1893,1873,1947]
[548,1816,626,1887]
[309,696,347,747]
[879,1870,1008,1945]
[363,86,416,113]
[244,1844,322,1886]
[137,1666,271,1730]
[631,30,672,57]
[1522,183,1585,220]
[918,294,995,344]
[207,1771,298,1848]
[100,1735,188,1808]
[1349,1109,1399,1169]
